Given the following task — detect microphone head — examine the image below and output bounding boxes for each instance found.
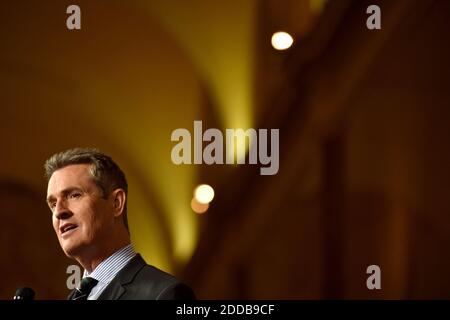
[13,287,35,300]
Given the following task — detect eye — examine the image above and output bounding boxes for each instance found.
[70,192,82,199]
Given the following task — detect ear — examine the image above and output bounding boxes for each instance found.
[111,189,126,218]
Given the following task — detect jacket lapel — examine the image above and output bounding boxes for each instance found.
[96,280,126,300]
[97,254,146,300]
[67,289,76,300]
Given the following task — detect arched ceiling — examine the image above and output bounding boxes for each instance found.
[0,0,327,276]
[0,0,203,272]
[135,0,257,133]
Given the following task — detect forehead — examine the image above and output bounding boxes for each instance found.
[47,164,94,194]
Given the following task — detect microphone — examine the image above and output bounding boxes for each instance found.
[13,287,35,300]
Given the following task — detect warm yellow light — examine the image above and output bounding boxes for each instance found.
[191,197,209,214]
[194,184,215,204]
[271,31,294,50]
[310,0,327,14]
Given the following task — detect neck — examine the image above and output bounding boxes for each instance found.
[75,233,131,274]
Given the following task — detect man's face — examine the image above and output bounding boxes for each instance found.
[47,164,115,258]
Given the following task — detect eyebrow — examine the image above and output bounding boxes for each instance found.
[46,187,83,204]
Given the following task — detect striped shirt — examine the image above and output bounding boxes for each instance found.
[82,244,136,300]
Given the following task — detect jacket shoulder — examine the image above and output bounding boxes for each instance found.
[122,260,196,300]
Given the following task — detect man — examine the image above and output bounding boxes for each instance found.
[45,148,195,300]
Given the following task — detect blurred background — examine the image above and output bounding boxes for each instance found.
[1,0,449,299]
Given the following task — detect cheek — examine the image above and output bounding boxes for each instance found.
[52,215,58,233]
[96,204,113,227]
[90,205,114,235]
[76,200,112,236]
[81,204,104,235]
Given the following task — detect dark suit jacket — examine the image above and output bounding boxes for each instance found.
[68,254,196,300]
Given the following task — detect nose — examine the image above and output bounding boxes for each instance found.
[54,199,72,220]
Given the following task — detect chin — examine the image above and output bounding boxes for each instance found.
[60,239,84,258]
[62,245,78,259]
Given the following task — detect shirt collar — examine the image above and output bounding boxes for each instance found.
[83,244,136,284]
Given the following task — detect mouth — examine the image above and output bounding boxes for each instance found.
[60,223,78,236]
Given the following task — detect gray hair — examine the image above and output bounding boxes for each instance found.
[44,147,129,232]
